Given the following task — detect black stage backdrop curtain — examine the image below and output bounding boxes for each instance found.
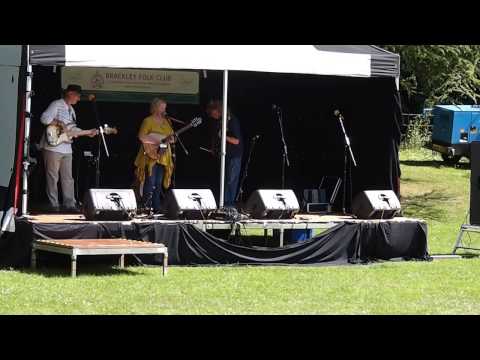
[1,219,430,268]
[28,69,402,212]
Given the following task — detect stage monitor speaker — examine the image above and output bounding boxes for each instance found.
[352,190,401,219]
[83,189,137,221]
[470,141,480,225]
[165,189,217,219]
[244,189,300,219]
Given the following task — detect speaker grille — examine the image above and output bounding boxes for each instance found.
[244,190,300,219]
[165,189,217,219]
[352,190,401,219]
[83,189,137,221]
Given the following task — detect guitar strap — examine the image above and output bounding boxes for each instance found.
[68,106,77,125]
[68,106,77,123]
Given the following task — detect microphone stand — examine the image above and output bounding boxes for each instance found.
[171,142,176,188]
[90,97,110,188]
[336,112,357,214]
[174,133,189,156]
[166,115,189,188]
[236,135,260,204]
[170,135,189,189]
[275,105,290,189]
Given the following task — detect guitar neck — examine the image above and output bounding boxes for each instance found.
[71,129,95,137]
[161,124,193,143]
[174,124,194,137]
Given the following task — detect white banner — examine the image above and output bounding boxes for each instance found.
[61,67,199,94]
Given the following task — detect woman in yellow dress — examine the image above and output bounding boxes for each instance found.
[134,98,175,212]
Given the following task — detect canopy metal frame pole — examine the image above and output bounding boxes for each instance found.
[219,70,228,208]
[21,45,32,216]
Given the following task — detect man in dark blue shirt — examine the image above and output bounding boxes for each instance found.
[207,100,243,207]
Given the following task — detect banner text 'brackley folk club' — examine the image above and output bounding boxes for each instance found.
[105,72,172,82]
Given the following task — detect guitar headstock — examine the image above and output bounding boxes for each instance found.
[190,117,202,128]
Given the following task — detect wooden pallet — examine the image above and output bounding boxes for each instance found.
[31,239,168,278]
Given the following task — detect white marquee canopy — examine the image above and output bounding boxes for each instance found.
[29,45,400,78]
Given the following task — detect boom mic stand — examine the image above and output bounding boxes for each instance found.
[274,105,290,189]
[334,110,358,214]
[170,135,189,188]
[90,95,111,188]
[174,132,189,156]
[236,135,260,204]
[166,115,189,188]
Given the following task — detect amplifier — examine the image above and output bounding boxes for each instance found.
[306,203,331,214]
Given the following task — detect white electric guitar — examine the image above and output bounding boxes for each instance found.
[46,122,118,146]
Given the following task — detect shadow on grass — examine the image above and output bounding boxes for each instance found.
[400,160,471,170]
[402,190,451,221]
[400,177,425,184]
[458,253,480,258]
[21,266,142,278]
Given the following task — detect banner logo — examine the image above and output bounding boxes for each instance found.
[91,71,105,89]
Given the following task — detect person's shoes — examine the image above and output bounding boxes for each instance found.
[63,205,81,213]
[46,205,61,213]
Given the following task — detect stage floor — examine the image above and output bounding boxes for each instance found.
[23,213,425,248]
[24,212,423,225]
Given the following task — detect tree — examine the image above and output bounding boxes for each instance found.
[381,45,480,112]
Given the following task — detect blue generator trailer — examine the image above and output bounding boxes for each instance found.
[427,105,480,164]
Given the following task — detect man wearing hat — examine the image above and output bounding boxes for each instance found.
[39,84,97,211]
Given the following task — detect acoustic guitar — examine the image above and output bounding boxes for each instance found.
[142,117,202,160]
[46,122,118,146]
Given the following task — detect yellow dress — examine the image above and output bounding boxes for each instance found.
[134,115,174,190]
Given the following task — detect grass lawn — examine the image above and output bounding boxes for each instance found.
[399,148,477,254]
[1,148,479,315]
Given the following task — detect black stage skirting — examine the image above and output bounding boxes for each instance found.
[0,218,430,268]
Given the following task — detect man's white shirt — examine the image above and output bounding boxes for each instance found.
[39,99,81,154]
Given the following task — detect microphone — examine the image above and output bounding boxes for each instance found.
[273,105,282,115]
[164,112,186,125]
[334,110,343,119]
